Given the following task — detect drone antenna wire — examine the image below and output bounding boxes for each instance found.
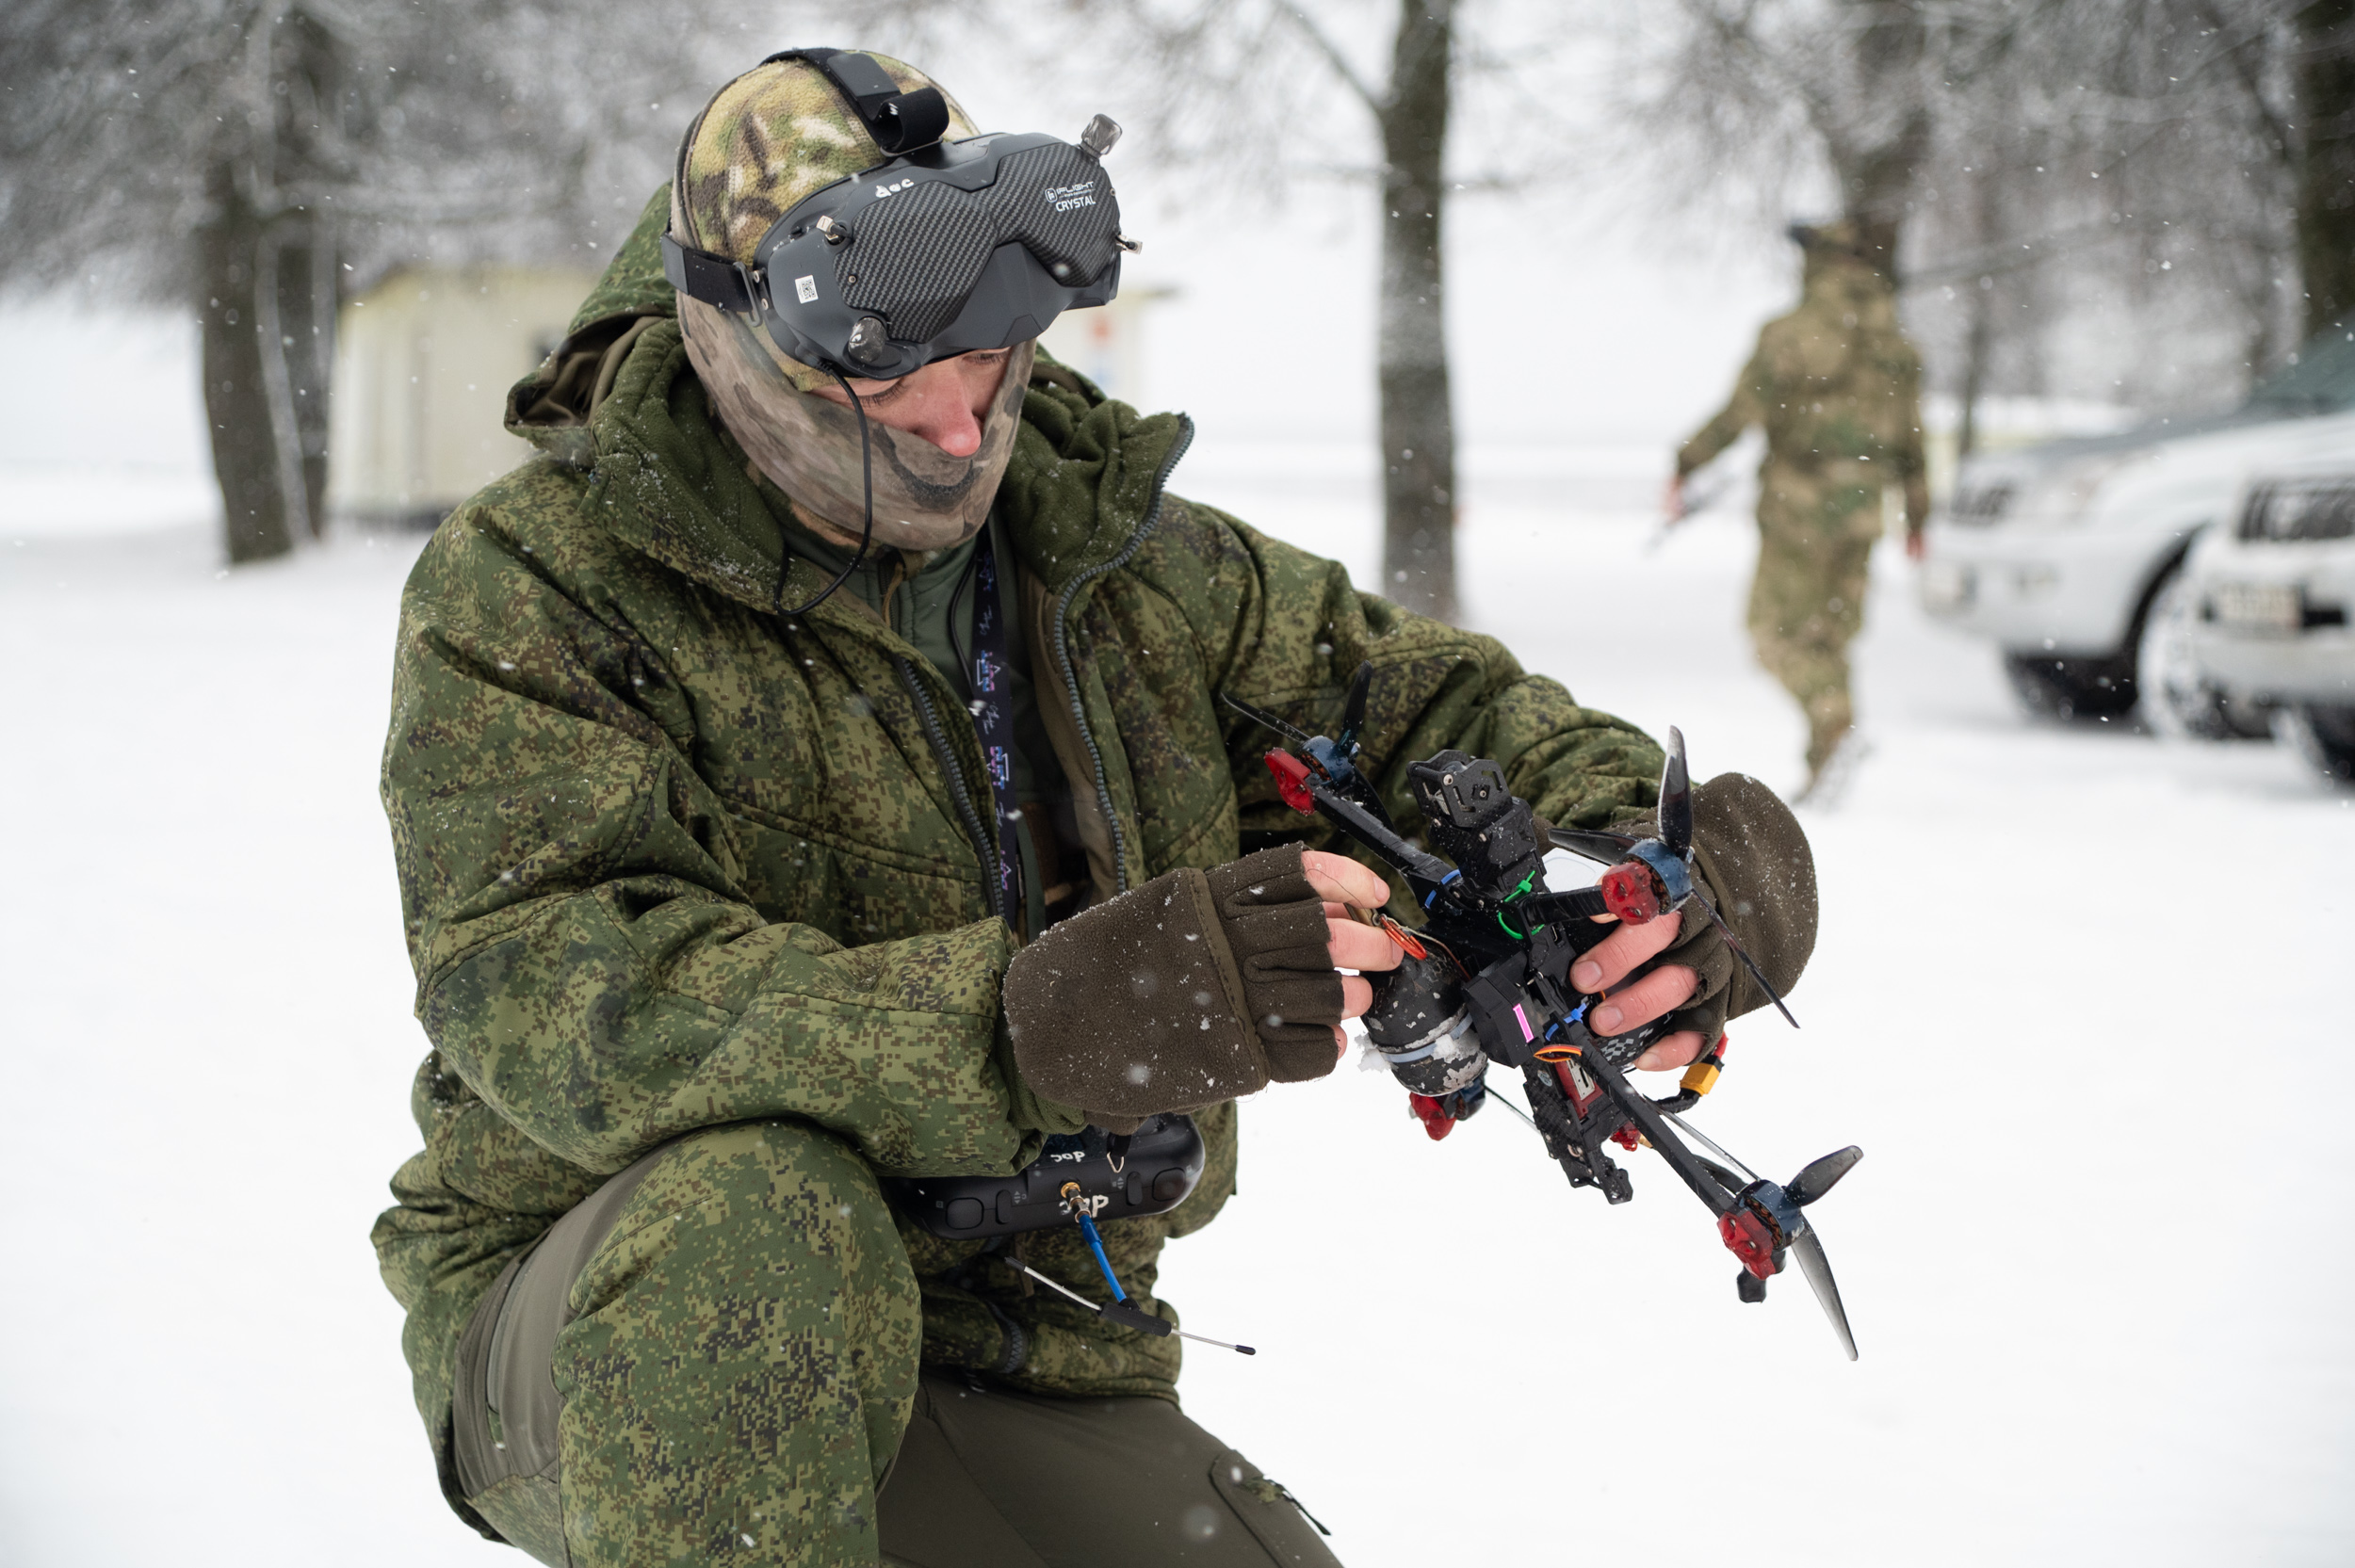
[1001,1257,1256,1354]
[772,367,878,619]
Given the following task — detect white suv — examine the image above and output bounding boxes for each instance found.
[2179,452,2355,780]
[1918,331,2355,725]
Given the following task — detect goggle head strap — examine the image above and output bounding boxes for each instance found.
[662,236,766,316]
[763,47,950,156]
[662,47,951,321]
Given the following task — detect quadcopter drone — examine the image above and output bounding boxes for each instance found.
[1226,666,1862,1360]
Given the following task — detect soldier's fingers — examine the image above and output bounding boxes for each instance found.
[1568,911,1683,994]
[1633,1030,1705,1073]
[1589,963,1698,1037]
[1339,973,1373,1018]
[1302,849,1389,911]
[1333,1025,1350,1059]
[1326,917,1402,973]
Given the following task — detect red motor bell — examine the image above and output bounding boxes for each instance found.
[1407,1092,1456,1141]
[1600,861,1663,924]
[1717,1207,1782,1280]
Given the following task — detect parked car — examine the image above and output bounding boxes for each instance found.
[2180,451,2355,781]
[1918,327,2355,726]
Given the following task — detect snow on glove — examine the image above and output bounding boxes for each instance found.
[1003,844,1344,1124]
[1605,771,1818,1048]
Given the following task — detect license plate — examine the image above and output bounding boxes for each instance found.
[2210,580,2300,634]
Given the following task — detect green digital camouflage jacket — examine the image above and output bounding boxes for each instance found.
[370,191,1666,1481]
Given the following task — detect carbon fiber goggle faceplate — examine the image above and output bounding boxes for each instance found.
[834,141,1119,343]
[664,130,1126,380]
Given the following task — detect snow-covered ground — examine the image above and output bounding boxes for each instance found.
[3,451,2348,1566]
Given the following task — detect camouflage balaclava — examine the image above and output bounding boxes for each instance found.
[671,55,1033,551]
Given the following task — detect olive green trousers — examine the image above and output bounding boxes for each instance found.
[449,1120,1340,1567]
[1751,469,1882,774]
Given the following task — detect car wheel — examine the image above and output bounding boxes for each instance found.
[2273,703,2355,784]
[2001,652,2137,721]
[2136,569,2235,739]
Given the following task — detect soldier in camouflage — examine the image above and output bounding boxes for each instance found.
[373,50,1819,1567]
[1669,221,1929,795]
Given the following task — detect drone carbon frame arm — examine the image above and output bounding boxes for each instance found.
[1572,1044,1739,1220]
[1262,751,1461,902]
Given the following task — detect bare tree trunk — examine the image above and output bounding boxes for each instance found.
[272,216,335,537]
[1957,290,1992,459]
[1832,0,1928,271]
[1957,171,2000,459]
[1377,0,1457,623]
[198,156,294,564]
[2296,0,2355,334]
[269,8,341,537]
[2246,235,2294,378]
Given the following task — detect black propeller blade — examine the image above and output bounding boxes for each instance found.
[1786,1145,1861,1207]
[1790,1227,1859,1361]
[1338,662,1372,753]
[1219,690,1317,750]
[1542,826,1642,865]
[1693,1156,1747,1197]
[1659,725,1693,859]
[1700,899,1800,1029]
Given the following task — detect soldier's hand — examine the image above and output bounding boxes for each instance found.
[1306,849,1404,1058]
[1003,845,1400,1126]
[1662,475,1688,522]
[1905,526,1926,561]
[1568,912,1706,1074]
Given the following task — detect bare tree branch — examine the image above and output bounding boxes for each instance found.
[1276,3,1382,113]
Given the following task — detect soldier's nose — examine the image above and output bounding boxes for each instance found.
[887,370,985,456]
[908,393,984,456]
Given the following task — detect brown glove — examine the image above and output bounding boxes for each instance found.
[1606,771,1817,1048]
[1003,844,1343,1127]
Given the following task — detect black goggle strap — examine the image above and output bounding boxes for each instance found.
[661,231,766,315]
[761,47,950,154]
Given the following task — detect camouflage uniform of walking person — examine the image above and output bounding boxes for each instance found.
[1669,222,1929,796]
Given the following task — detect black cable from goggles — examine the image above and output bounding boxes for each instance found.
[773,366,877,620]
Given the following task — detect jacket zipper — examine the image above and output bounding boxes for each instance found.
[1050,414,1195,896]
[898,656,1010,928]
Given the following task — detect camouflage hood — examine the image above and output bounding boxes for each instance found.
[504,188,1186,606]
[665,54,1025,552]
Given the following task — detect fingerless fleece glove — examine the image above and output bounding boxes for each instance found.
[1003,844,1342,1127]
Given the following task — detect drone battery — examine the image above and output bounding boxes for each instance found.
[883,1113,1206,1239]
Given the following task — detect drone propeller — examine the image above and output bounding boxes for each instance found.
[1692,1155,1747,1197]
[1664,1116,1860,1357]
[1786,1145,1861,1207]
[1700,899,1801,1029]
[1659,726,1693,860]
[1219,691,1318,751]
[1791,1226,1858,1361]
[1543,826,1642,865]
[1664,1111,1761,1185]
[1338,661,1372,755]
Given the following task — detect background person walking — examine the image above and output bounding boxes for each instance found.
[1668,221,1928,798]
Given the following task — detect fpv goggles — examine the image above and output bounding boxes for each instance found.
[662,47,1137,380]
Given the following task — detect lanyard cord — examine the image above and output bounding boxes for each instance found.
[969,528,1023,924]
[772,367,876,620]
